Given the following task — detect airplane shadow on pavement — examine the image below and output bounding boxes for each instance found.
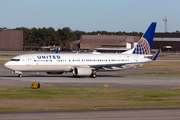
[0,74,124,78]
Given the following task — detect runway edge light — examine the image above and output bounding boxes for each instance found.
[31,83,40,89]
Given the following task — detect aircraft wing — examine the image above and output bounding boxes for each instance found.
[89,62,144,70]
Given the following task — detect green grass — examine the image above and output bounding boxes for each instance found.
[0,55,16,57]
[1,87,180,111]
[157,55,180,60]
[136,61,180,71]
[0,87,60,99]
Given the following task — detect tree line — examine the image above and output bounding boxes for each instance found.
[1,27,143,50]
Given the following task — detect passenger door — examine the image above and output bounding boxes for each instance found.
[26,57,31,65]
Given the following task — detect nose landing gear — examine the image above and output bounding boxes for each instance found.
[18,74,22,78]
[13,71,22,78]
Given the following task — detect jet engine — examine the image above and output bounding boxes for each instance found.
[46,72,64,74]
[73,67,92,76]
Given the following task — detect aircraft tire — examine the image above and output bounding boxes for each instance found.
[18,74,22,78]
[92,73,96,78]
[89,73,96,78]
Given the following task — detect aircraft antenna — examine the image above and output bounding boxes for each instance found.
[163,16,167,32]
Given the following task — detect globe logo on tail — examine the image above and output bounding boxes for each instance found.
[133,38,150,55]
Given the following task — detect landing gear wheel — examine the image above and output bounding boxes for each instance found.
[89,73,96,78]
[92,73,96,78]
[18,74,22,78]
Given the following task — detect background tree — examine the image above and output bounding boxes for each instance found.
[12,26,144,50]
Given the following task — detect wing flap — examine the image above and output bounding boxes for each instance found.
[90,63,143,70]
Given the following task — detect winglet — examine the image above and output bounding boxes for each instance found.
[55,48,59,53]
[152,50,160,61]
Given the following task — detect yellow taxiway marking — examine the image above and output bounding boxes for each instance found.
[40,83,54,86]
[171,87,180,90]
[103,84,109,87]
[0,83,12,86]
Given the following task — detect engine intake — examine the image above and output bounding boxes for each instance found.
[73,67,92,76]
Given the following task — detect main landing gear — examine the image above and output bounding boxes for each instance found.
[89,71,96,78]
[89,73,96,78]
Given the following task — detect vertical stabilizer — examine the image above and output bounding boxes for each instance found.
[132,22,156,55]
[55,48,59,53]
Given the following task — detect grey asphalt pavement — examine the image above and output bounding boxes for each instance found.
[0,65,180,89]
[1,108,180,120]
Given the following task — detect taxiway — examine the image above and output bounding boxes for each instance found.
[0,65,180,89]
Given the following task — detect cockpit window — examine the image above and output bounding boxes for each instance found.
[11,59,20,61]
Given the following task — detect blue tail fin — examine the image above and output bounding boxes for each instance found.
[55,48,59,53]
[132,22,156,55]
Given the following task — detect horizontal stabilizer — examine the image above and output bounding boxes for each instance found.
[152,50,160,60]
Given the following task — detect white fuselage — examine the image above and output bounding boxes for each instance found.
[4,52,152,73]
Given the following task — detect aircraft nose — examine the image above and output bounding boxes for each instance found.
[4,61,8,67]
[4,61,11,69]
[4,61,16,71]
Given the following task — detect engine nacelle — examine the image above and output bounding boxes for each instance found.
[46,72,64,74]
[73,67,92,76]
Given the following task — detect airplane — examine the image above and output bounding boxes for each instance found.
[4,22,159,78]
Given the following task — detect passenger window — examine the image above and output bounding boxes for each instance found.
[11,59,20,61]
